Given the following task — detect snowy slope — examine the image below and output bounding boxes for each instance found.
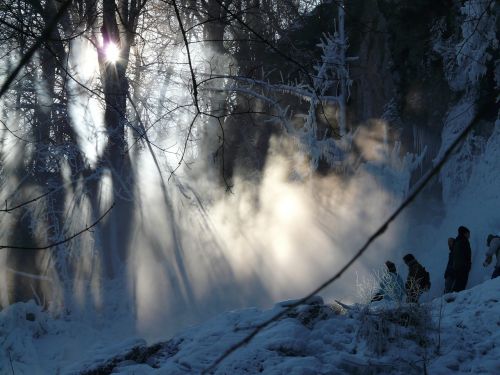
[2,278,498,374]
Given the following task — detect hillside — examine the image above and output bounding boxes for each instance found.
[1,278,499,374]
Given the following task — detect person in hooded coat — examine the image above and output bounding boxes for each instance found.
[452,226,472,292]
[483,234,500,279]
[371,261,406,303]
[444,237,455,293]
[403,253,430,303]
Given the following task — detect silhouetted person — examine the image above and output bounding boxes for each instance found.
[452,226,472,292]
[403,254,431,303]
[444,237,455,293]
[483,234,500,279]
[371,261,405,303]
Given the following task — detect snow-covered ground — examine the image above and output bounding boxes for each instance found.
[1,277,498,374]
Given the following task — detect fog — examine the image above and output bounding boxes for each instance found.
[117,118,416,339]
[1,25,498,345]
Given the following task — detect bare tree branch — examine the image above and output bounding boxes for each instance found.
[168,0,202,178]
[0,202,115,251]
[171,0,200,112]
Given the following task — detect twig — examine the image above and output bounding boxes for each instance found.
[0,202,115,250]
[455,0,494,61]
[171,0,199,113]
[0,118,32,143]
[168,0,201,177]
[1,189,58,213]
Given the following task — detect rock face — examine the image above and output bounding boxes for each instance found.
[344,0,456,201]
[347,0,497,166]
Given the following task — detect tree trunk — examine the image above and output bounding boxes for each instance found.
[95,0,137,277]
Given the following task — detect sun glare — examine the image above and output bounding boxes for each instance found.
[104,42,120,63]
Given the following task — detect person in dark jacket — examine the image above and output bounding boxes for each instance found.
[483,234,500,279]
[452,226,472,292]
[403,253,430,303]
[444,237,455,293]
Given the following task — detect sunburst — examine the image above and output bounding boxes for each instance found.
[104,42,120,64]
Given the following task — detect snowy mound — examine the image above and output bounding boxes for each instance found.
[2,278,499,374]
